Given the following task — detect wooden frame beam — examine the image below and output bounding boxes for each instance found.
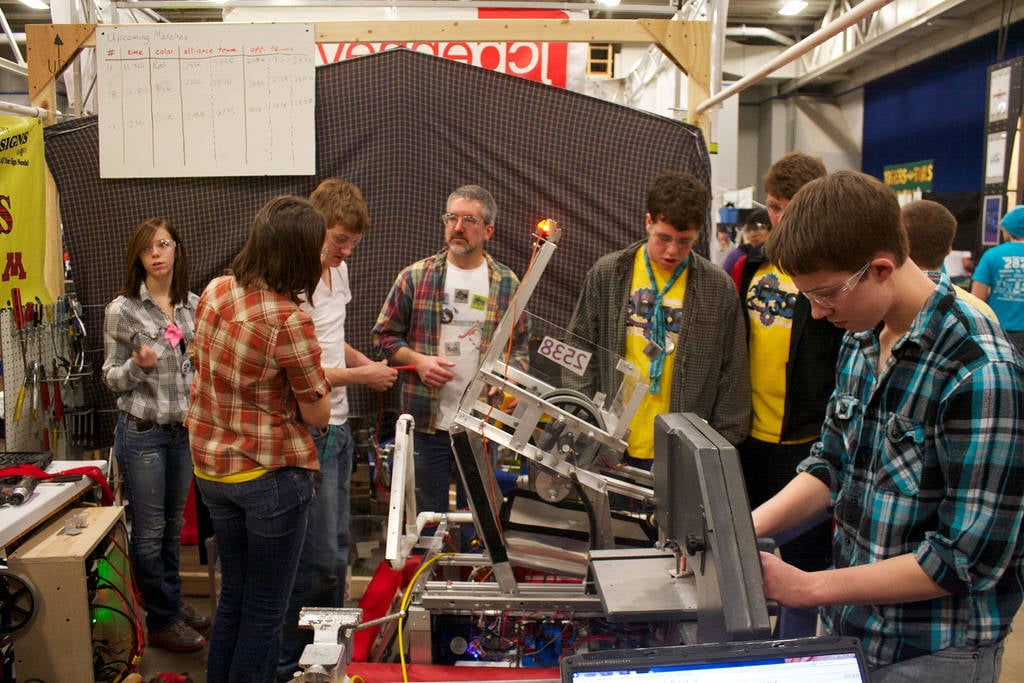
[27,19,710,137]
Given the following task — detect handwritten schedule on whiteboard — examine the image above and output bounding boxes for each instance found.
[97,24,315,178]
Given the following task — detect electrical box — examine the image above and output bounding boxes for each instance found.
[9,505,130,682]
[980,57,1024,252]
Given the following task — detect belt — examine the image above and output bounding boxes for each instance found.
[126,413,184,431]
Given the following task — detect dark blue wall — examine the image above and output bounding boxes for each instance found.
[863,22,1024,192]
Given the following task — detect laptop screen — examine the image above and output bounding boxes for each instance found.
[562,637,868,683]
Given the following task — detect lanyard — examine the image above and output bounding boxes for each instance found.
[643,245,688,394]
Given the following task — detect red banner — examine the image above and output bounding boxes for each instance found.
[316,8,570,88]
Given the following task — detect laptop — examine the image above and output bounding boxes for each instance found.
[561,636,869,682]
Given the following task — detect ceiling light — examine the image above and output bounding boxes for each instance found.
[598,0,622,6]
[18,0,49,9]
[778,1,808,16]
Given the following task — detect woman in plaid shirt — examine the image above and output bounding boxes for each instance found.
[187,196,331,683]
[103,217,207,653]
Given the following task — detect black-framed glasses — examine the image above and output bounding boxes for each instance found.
[441,213,484,227]
[741,223,769,234]
[801,261,872,307]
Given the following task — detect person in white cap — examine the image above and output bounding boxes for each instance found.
[972,205,1024,354]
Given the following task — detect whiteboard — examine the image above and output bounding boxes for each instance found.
[97,23,316,178]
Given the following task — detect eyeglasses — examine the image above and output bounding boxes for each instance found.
[742,223,769,234]
[148,239,176,253]
[441,213,484,227]
[801,261,872,307]
[651,231,697,249]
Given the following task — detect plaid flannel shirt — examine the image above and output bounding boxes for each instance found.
[187,276,329,477]
[800,275,1024,667]
[372,249,527,433]
[566,241,751,447]
[102,283,199,424]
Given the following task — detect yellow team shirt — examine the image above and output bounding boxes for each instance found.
[624,247,688,459]
[744,261,802,443]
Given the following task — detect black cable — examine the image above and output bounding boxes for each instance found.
[89,603,137,632]
[997,0,1016,63]
[92,579,144,660]
[89,604,141,665]
[95,577,130,601]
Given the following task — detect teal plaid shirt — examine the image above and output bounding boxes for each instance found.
[372,249,527,433]
[800,275,1024,667]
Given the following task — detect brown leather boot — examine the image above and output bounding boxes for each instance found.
[179,602,212,631]
[148,619,205,653]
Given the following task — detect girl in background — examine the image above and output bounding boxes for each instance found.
[103,217,208,654]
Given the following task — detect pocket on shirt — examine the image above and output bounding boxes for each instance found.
[876,413,925,496]
[830,392,862,461]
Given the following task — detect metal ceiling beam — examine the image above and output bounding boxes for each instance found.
[0,8,23,64]
[725,25,794,47]
[797,0,1023,95]
[113,0,679,14]
[780,0,975,94]
[696,0,895,115]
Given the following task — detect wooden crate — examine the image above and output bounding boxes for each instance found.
[9,506,129,682]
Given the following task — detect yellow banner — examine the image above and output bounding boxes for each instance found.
[0,115,48,308]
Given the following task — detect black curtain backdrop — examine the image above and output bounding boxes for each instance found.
[44,48,710,448]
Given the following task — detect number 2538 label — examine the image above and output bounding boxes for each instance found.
[537,335,591,377]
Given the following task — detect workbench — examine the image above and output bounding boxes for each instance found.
[0,459,108,551]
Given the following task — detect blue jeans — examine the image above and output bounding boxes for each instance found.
[115,413,193,632]
[278,423,353,677]
[197,467,315,683]
[335,424,353,585]
[869,642,1003,682]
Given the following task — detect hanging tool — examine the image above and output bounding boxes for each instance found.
[68,296,86,337]
[52,380,63,423]
[13,383,24,421]
[51,378,64,456]
[10,288,27,371]
[29,361,39,423]
[37,364,48,425]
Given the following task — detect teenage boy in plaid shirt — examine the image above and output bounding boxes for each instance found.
[754,170,1024,681]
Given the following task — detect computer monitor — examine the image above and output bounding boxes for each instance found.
[561,636,870,682]
[651,412,770,642]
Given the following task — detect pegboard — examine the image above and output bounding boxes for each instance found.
[1,298,94,458]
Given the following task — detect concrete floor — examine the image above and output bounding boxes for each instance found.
[137,546,211,682]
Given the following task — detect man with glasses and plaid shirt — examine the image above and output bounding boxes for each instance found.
[753,170,1024,681]
[373,185,528,518]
